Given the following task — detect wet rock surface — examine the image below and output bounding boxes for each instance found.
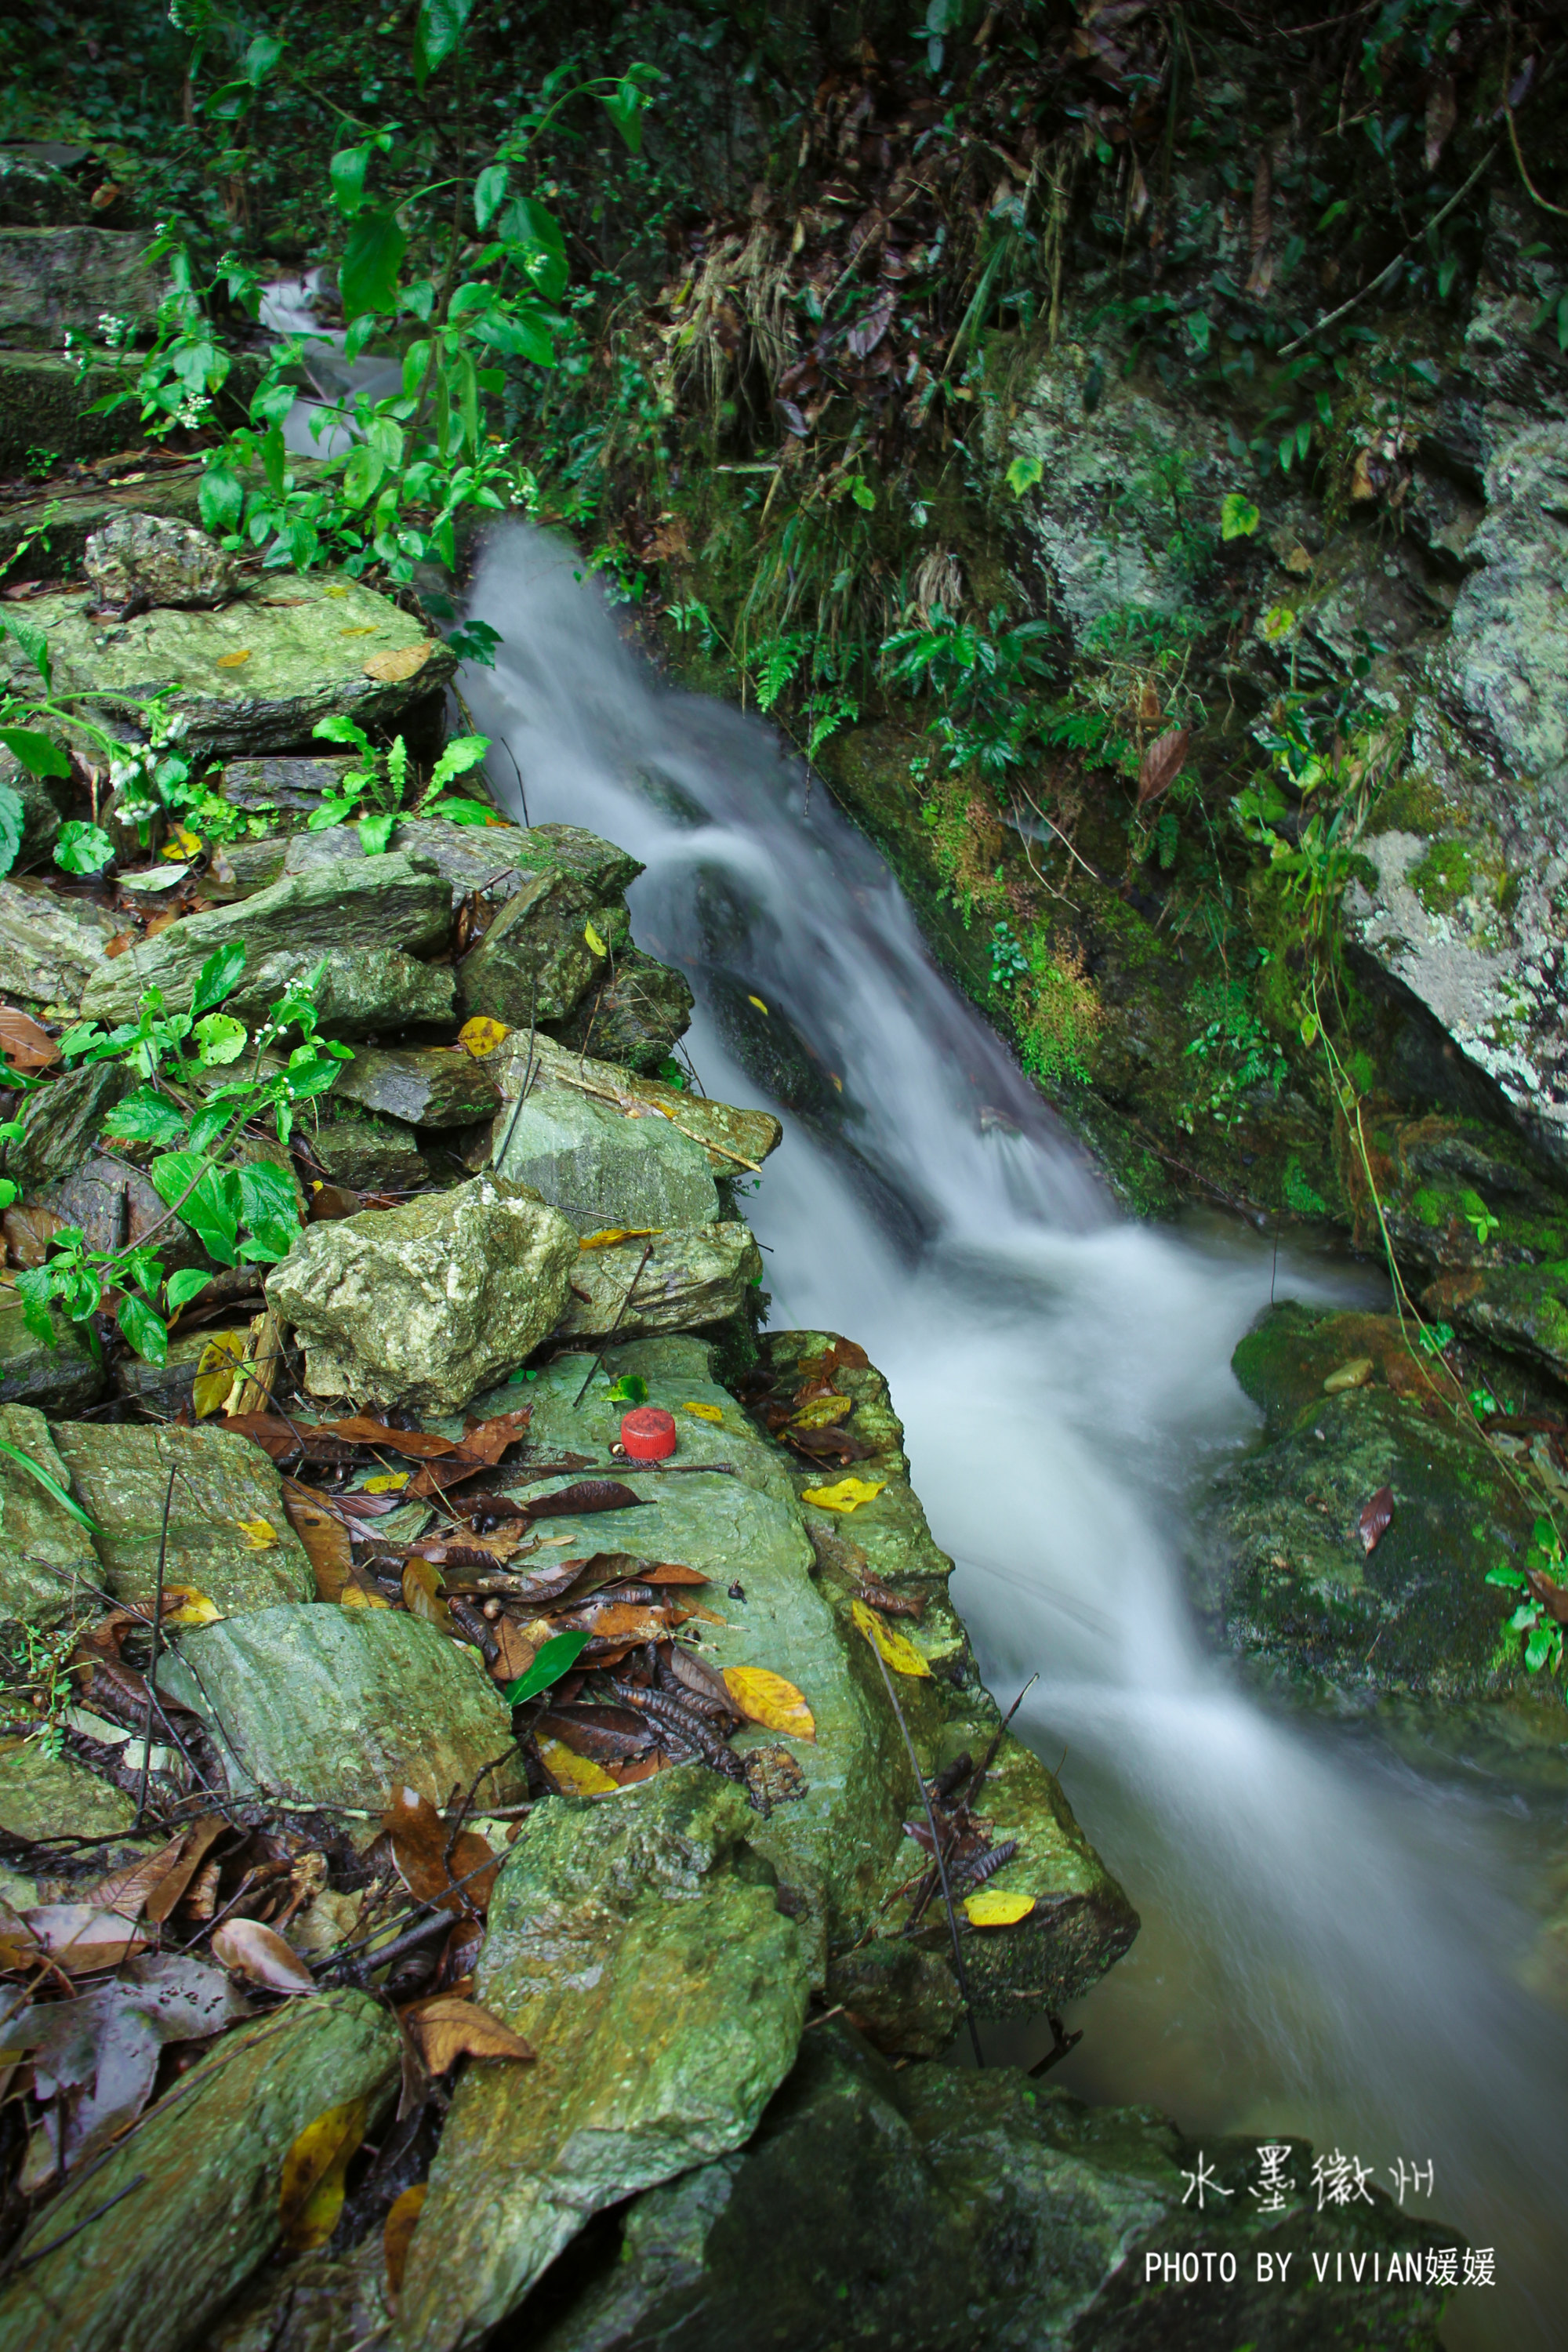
[84,510,239,610]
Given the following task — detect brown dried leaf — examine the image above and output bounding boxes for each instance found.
[1358,1486,1395,1554]
[535,1704,653,1762]
[406,1406,535,1497]
[2,1205,64,1270]
[401,1556,456,1632]
[86,1831,189,1921]
[383,1785,499,1916]
[488,1615,536,1685]
[403,1994,533,2075]
[666,1644,735,1712]
[144,1814,227,1925]
[363,642,434,683]
[279,2096,367,2252]
[1425,73,1457,170]
[524,1478,652,1520]
[384,2182,426,2298]
[212,1915,318,1994]
[22,1904,151,1972]
[318,1417,463,1458]
[0,1007,59,1073]
[1137,726,1190,808]
[283,1489,354,1602]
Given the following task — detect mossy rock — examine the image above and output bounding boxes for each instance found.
[1193,1302,1534,1712]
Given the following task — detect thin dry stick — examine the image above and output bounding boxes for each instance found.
[866,1636,984,2067]
[1276,147,1497,358]
[906,1672,1039,1934]
[134,1466,179,1825]
[572,1240,656,1408]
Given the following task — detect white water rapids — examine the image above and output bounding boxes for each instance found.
[461,526,1566,2348]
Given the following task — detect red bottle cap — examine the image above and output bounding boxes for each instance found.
[620,1406,677,1462]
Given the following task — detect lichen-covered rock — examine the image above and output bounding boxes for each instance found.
[503,1032,782,1174]
[0,877,119,1007]
[543,944,695,1073]
[0,224,165,348]
[0,352,145,474]
[0,1990,398,2352]
[79,851,451,1025]
[396,1768,810,2352]
[302,1105,428,1192]
[521,2027,1449,2352]
[488,1057,722,1233]
[0,1736,137,1842]
[328,1044,499,1129]
[0,1403,101,1628]
[2,1061,133,1190]
[34,1149,210,1276]
[10,574,456,763]
[218,753,355,823]
[266,1175,575,1411]
[84,511,238,609]
[0,1296,105,1415]
[160,1606,526,1809]
[557,1223,761,1339]
[1191,1301,1533,1711]
[224,945,456,1039]
[49,1421,315,1619]
[452,818,644,1029]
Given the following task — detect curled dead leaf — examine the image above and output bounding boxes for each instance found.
[404,1994,534,2075]
[1136,726,1190,808]
[279,2096,367,2252]
[851,1596,931,1678]
[1357,1485,1395,1554]
[722,1664,816,1740]
[212,1915,318,1994]
[364,643,434,684]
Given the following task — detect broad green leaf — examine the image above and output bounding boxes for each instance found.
[330,143,372,220]
[358,810,397,855]
[474,163,509,230]
[199,463,245,535]
[340,209,407,323]
[1188,310,1211,353]
[243,32,284,85]
[472,308,555,367]
[1005,455,1043,497]
[4,614,50,691]
[192,941,247,1016]
[151,1152,241,1265]
[116,1291,169,1367]
[165,1266,216,1310]
[503,1628,590,1708]
[314,714,372,753]
[238,1158,301,1246]
[103,1088,189,1147]
[413,0,474,88]
[53,821,115,875]
[194,1013,248,1067]
[428,733,490,791]
[1221,493,1261,539]
[342,443,386,510]
[602,76,648,154]
[14,1268,61,1347]
[849,475,875,510]
[423,795,495,826]
[495,198,568,302]
[0,725,69,779]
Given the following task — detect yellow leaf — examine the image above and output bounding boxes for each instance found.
[215,648,252,668]
[162,1585,221,1626]
[363,643,434,683]
[851,1597,931,1677]
[384,2182,426,2297]
[361,1472,409,1494]
[278,2097,368,2252]
[339,626,378,637]
[402,1557,454,1632]
[793,1392,851,1430]
[1323,1357,1374,1394]
[235,1518,278,1549]
[537,1736,618,1796]
[681,1401,724,1425]
[583,920,608,956]
[163,827,201,858]
[579,1227,659,1249]
[457,1015,509,1058]
[192,1330,249,1420]
[325,583,350,597]
[964,1888,1036,1927]
[723,1665,816,1741]
[802,1476,887,1515]
[747,995,768,1014]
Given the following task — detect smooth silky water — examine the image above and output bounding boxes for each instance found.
[462,526,1566,2348]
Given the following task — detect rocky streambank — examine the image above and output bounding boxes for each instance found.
[0,474,1457,2345]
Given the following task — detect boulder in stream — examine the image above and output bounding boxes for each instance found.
[266,1174,575,1411]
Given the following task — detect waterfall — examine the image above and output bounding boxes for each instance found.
[463,524,1566,2350]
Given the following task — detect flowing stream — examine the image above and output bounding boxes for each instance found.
[461,526,1566,2349]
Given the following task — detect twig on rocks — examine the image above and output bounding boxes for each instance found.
[573,1241,656,1407]
[866,1638,984,2067]
[134,1468,179,1827]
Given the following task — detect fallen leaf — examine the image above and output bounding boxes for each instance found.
[279,2097,367,2252]
[24,1904,151,1971]
[747,995,768,1014]
[681,1401,725,1425]
[85,1834,188,1920]
[192,1330,249,1419]
[1323,1357,1374,1394]
[384,2182,426,2297]
[364,643,433,683]
[964,1888,1036,1926]
[403,1994,533,2074]
[802,1476,887,1515]
[1358,1486,1395,1554]
[524,1478,652,1519]
[383,1786,498,1916]
[457,1015,509,1057]
[581,1229,660,1250]
[535,1704,652,1762]
[282,1490,374,1606]
[488,1615,536,1684]
[405,1406,536,1497]
[2,1204,64,1269]
[144,1815,226,1923]
[362,1472,409,1494]
[318,1417,463,1458]
[213,1917,319,1994]
[235,1518,278,1549]
[1137,726,1190,808]
[851,1596,931,1677]
[583,920,608,956]
[537,1735,619,1795]
[161,1585,221,1625]
[215,649,252,668]
[559,1602,678,1648]
[0,1006,59,1073]
[401,1556,456,1632]
[723,1664,816,1740]
[307,1182,364,1221]
[793,1393,852,1430]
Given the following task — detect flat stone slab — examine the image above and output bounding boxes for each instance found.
[329,1044,499,1129]
[50,1422,315,1619]
[161,1605,527,1809]
[397,1769,809,2352]
[0,1403,103,1627]
[557,1223,760,1338]
[4,1061,132,1190]
[0,224,164,347]
[0,878,120,1008]
[224,945,456,1039]
[10,573,457,763]
[80,851,452,1025]
[0,1735,136,1842]
[0,1297,105,1416]
[0,1990,398,2352]
[491,1062,721,1233]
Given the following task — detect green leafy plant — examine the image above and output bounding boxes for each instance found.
[309,720,493,852]
[989,919,1030,990]
[1179,977,1287,1132]
[20,947,350,1367]
[882,607,1054,778]
[1488,1518,1567,1680]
